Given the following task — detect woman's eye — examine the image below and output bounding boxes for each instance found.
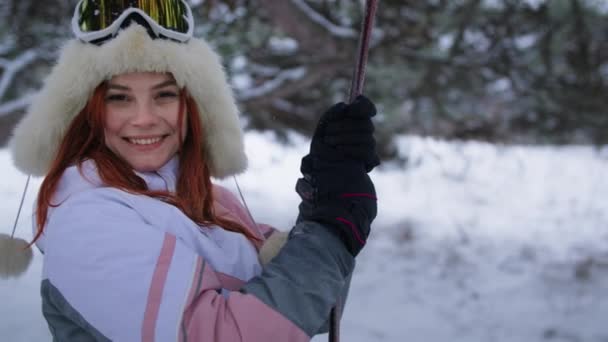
[106,94,129,102]
[157,91,178,99]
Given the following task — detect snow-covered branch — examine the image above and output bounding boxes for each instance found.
[0,50,38,103]
[0,93,34,117]
[0,39,15,56]
[237,66,307,101]
[258,0,355,55]
[271,98,310,121]
[289,0,357,39]
[249,63,282,77]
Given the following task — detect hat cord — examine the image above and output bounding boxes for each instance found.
[10,175,31,239]
[232,176,263,239]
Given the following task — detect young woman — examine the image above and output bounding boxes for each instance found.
[7,1,379,340]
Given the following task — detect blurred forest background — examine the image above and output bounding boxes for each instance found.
[0,0,606,161]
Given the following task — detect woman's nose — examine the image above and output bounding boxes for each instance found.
[131,101,159,127]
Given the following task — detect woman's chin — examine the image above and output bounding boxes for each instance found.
[128,155,173,173]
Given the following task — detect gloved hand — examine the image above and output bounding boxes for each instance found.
[296,95,380,256]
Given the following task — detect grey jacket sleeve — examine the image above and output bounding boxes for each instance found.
[241,220,355,337]
[315,270,353,334]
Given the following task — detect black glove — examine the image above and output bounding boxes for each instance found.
[296,95,380,256]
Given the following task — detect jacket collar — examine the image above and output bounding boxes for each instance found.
[134,156,179,192]
[54,156,180,205]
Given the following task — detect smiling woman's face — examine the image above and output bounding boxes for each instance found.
[103,72,186,172]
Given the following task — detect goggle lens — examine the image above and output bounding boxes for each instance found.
[76,0,189,34]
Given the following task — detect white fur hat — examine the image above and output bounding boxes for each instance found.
[9,25,247,179]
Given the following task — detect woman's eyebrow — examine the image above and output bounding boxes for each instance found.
[106,79,177,91]
[107,83,130,91]
[152,80,178,89]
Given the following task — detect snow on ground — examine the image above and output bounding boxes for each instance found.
[1,132,607,342]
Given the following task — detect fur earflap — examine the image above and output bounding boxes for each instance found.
[0,234,33,279]
[10,25,247,179]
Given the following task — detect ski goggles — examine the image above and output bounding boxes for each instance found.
[71,0,194,45]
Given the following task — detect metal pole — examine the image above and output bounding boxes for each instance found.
[348,0,379,103]
[329,1,379,341]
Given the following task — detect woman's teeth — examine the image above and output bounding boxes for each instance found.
[128,137,163,145]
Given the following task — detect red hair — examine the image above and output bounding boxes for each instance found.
[34,82,259,244]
